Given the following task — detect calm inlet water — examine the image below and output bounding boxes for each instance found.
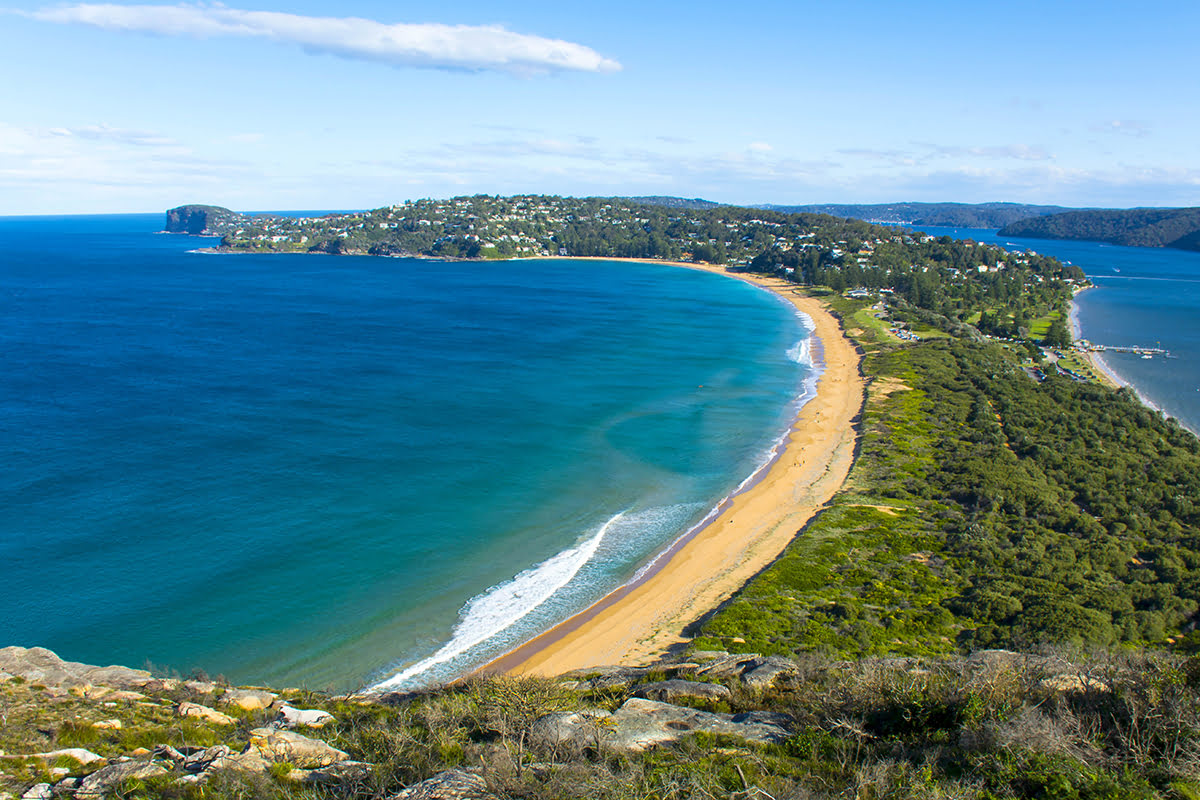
[0,214,813,690]
[918,227,1200,434]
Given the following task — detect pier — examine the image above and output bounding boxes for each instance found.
[1077,341,1169,358]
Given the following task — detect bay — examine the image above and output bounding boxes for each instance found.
[0,214,811,690]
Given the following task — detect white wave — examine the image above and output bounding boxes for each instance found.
[372,511,625,691]
[786,311,816,366]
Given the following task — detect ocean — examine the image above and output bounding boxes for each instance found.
[916,227,1200,434]
[0,214,813,690]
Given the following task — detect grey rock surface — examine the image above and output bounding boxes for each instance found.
[75,761,168,797]
[390,769,497,799]
[633,680,731,703]
[534,698,790,752]
[0,647,150,689]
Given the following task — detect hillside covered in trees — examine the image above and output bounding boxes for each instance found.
[758,201,1075,228]
[999,206,1200,251]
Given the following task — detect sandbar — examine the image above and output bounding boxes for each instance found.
[486,260,865,676]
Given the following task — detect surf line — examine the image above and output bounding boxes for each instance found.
[481,318,827,675]
[371,510,627,691]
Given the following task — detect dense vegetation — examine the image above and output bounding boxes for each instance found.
[697,300,1200,657]
[999,207,1200,251]
[760,202,1074,229]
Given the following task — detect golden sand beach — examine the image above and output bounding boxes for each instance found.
[487,261,865,676]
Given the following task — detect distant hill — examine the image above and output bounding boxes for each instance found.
[622,196,723,210]
[998,207,1200,252]
[757,202,1074,229]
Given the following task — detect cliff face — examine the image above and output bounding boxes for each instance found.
[164,205,247,235]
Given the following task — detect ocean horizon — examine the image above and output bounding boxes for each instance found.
[0,214,813,690]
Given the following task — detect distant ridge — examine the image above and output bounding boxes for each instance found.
[998,207,1200,252]
[622,196,723,210]
[756,202,1074,229]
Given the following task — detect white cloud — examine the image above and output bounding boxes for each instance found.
[1093,119,1150,137]
[47,123,177,146]
[27,3,622,76]
[747,141,773,153]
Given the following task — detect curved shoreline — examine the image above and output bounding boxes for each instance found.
[482,261,864,676]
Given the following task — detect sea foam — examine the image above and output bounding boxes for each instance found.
[371,510,626,690]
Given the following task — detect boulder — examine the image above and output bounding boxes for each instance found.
[275,706,335,729]
[741,657,801,688]
[695,654,801,687]
[182,745,231,773]
[534,698,790,752]
[184,680,217,695]
[0,647,150,689]
[11,748,105,766]
[556,665,652,691]
[221,688,277,711]
[633,680,731,703]
[91,719,122,730]
[390,769,497,799]
[287,760,373,786]
[20,785,52,800]
[606,698,790,751]
[203,748,271,775]
[177,702,236,725]
[249,728,348,769]
[530,709,613,749]
[75,761,168,797]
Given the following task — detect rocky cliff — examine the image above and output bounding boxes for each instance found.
[163,205,248,236]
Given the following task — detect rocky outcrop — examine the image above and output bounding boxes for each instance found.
[632,679,731,703]
[176,702,236,725]
[249,728,349,769]
[275,705,335,729]
[390,770,498,799]
[75,761,169,798]
[163,205,249,236]
[0,647,149,689]
[532,697,790,752]
[219,687,277,711]
[694,653,800,687]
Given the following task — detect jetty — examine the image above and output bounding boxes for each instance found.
[1077,340,1169,358]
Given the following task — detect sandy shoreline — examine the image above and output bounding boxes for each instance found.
[1070,288,1124,390]
[485,259,865,676]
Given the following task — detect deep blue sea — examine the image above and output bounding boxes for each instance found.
[0,214,813,690]
[918,227,1200,434]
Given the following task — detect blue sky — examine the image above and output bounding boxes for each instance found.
[1,0,1197,214]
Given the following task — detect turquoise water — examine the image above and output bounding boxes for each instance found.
[0,215,812,690]
[917,227,1200,434]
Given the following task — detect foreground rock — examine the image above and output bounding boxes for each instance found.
[390,769,498,799]
[533,697,790,752]
[220,688,277,711]
[633,679,731,703]
[695,654,801,687]
[0,647,149,689]
[176,702,236,726]
[75,761,168,798]
[249,728,349,769]
[276,705,336,729]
